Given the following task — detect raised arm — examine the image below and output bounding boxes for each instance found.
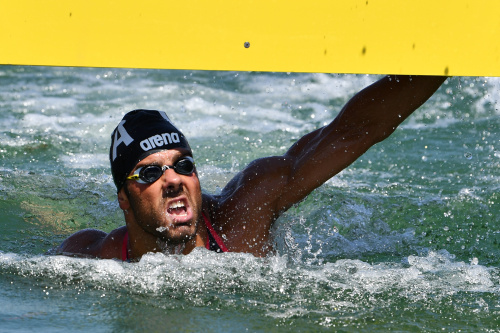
[276,75,447,210]
[214,75,447,227]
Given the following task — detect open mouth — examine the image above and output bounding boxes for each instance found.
[167,200,188,216]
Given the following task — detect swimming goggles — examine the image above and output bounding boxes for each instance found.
[126,156,195,184]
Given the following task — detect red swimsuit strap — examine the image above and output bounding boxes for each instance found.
[203,213,228,252]
[122,231,129,262]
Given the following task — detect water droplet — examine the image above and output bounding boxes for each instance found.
[464,152,472,160]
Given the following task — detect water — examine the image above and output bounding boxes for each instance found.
[0,66,498,332]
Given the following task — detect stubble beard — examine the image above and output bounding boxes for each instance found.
[124,183,202,247]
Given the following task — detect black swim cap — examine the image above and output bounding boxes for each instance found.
[109,109,191,191]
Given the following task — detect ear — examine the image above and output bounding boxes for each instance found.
[117,187,131,210]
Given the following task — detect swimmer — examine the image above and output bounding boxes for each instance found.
[57,75,447,261]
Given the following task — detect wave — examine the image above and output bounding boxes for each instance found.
[1,249,497,299]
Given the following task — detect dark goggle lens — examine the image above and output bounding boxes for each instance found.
[140,166,164,183]
[173,158,195,175]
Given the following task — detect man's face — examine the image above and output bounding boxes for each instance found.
[122,148,202,245]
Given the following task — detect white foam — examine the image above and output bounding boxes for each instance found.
[1,246,497,317]
[473,77,500,116]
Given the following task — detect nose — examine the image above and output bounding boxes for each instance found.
[161,167,182,192]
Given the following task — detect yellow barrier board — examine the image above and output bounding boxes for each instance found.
[1,0,499,76]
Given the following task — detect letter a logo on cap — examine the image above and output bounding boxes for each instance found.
[159,111,172,123]
[112,120,134,161]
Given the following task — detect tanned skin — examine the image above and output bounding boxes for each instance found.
[57,75,447,260]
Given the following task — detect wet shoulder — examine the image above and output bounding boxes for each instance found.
[57,228,108,258]
[99,226,128,260]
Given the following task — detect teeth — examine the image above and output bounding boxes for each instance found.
[169,201,185,209]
